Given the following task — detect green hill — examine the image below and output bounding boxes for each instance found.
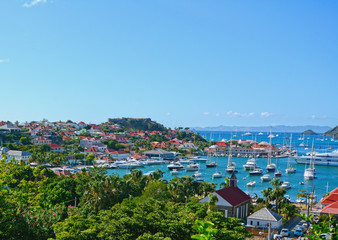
[108,118,167,131]
[323,126,338,139]
[302,129,318,135]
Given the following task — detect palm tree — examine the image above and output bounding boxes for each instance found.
[219,178,230,189]
[208,193,218,212]
[270,178,286,214]
[261,187,273,206]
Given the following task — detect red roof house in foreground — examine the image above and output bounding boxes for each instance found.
[200,173,251,219]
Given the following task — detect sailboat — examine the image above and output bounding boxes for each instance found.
[206,131,217,168]
[304,139,316,180]
[186,136,200,172]
[226,133,237,173]
[286,133,296,174]
[212,157,223,178]
[266,127,276,172]
[244,136,257,171]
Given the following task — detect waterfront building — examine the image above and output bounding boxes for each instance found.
[143,149,176,160]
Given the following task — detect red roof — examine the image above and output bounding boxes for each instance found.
[321,201,338,214]
[321,188,338,205]
[86,147,100,153]
[49,143,63,149]
[215,186,251,207]
[33,136,51,141]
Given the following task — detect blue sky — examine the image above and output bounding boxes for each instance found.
[1,0,337,128]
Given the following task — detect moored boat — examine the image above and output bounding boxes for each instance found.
[261,174,271,182]
[249,167,263,175]
[281,181,291,189]
[247,181,256,187]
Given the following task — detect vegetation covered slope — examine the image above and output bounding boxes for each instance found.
[108,118,167,131]
[302,129,318,135]
[323,126,338,139]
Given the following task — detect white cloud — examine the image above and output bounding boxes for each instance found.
[0,58,9,63]
[261,112,272,118]
[23,0,47,8]
[311,115,327,120]
[227,111,255,118]
[203,112,210,115]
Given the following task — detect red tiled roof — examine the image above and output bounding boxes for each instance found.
[321,201,338,214]
[215,186,251,207]
[33,136,51,141]
[49,143,63,149]
[321,188,338,205]
[86,147,100,153]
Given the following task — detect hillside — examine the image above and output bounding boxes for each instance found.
[302,129,318,135]
[108,118,167,131]
[323,126,338,139]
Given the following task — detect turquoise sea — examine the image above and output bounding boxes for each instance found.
[108,131,338,203]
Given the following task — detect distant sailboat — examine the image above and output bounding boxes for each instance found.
[304,139,316,180]
[286,134,296,174]
[266,127,276,172]
[226,133,237,173]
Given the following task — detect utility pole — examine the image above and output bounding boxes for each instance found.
[267,222,271,240]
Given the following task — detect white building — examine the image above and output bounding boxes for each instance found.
[6,150,31,163]
[246,208,283,229]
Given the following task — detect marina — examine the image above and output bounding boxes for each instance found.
[107,131,338,203]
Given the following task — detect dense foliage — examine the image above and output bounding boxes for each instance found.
[0,161,251,240]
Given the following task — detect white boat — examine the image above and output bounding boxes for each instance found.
[296,198,306,204]
[293,150,338,167]
[286,134,297,174]
[281,181,291,189]
[304,139,316,180]
[192,171,202,178]
[243,158,257,170]
[186,162,200,171]
[249,167,263,175]
[266,127,276,172]
[258,132,263,135]
[167,162,184,170]
[192,157,208,162]
[171,169,180,175]
[261,174,272,182]
[247,181,256,187]
[226,133,237,173]
[243,132,252,136]
[212,171,223,178]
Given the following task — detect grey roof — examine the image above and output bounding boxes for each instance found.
[247,208,282,222]
[0,124,20,131]
[7,150,31,156]
[143,149,172,155]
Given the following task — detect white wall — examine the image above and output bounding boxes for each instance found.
[246,219,282,229]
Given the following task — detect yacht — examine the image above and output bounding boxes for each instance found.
[293,150,338,167]
[243,158,257,170]
[206,162,217,168]
[212,171,223,178]
[186,162,200,171]
[192,171,202,178]
[249,167,263,175]
[281,181,291,189]
[167,162,184,170]
[261,174,272,182]
[247,181,256,187]
[304,168,315,180]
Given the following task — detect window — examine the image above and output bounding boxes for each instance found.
[224,210,228,218]
[250,221,253,225]
[257,221,259,226]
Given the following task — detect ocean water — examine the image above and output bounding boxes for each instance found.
[108,131,338,203]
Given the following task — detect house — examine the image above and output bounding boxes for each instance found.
[0,124,21,133]
[177,142,196,151]
[6,150,31,163]
[105,149,130,160]
[246,208,283,229]
[321,187,338,207]
[143,149,176,160]
[32,136,52,145]
[321,201,338,215]
[49,143,64,152]
[200,173,251,219]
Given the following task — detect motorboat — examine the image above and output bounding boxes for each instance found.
[243,158,257,170]
[192,172,202,178]
[171,169,180,175]
[296,198,306,204]
[286,165,296,174]
[281,181,291,189]
[261,174,272,182]
[249,168,263,175]
[206,162,217,168]
[247,181,256,187]
[191,156,208,162]
[167,162,184,170]
[186,162,200,171]
[226,165,238,173]
[293,150,338,166]
[212,171,223,178]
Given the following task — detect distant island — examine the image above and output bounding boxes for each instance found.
[323,125,338,139]
[191,125,332,133]
[302,129,318,135]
